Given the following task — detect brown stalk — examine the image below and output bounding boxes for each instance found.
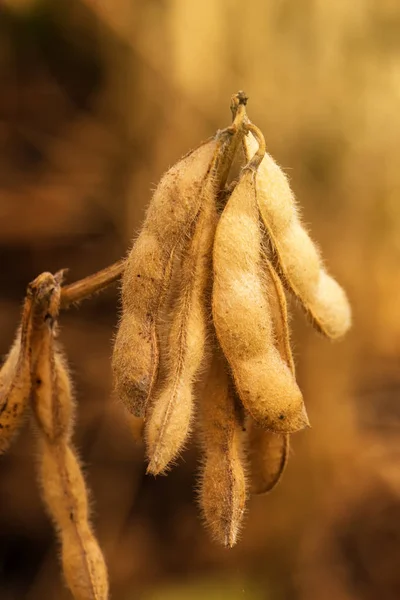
[60,259,125,309]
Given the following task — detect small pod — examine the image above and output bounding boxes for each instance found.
[244,132,351,339]
[212,136,308,433]
[145,188,218,474]
[247,259,291,494]
[198,349,247,548]
[113,110,246,418]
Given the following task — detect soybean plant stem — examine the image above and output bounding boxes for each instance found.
[60,259,125,309]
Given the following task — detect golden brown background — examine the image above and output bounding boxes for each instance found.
[1,0,400,598]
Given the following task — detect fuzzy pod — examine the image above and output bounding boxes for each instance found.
[39,443,108,600]
[145,190,218,474]
[62,524,108,600]
[198,349,247,548]
[30,288,108,600]
[247,259,292,494]
[212,152,308,433]
[29,273,73,444]
[39,444,89,541]
[112,110,247,419]
[0,335,28,453]
[0,272,61,454]
[32,340,74,443]
[247,424,289,495]
[243,132,351,339]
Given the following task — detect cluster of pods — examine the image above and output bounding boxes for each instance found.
[112,92,352,547]
[0,91,351,600]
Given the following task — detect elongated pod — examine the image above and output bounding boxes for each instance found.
[145,185,218,474]
[247,259,291,494]
[39,443,109,600]
[31,295,108,600]
[113,102,247,418]
[0,335,28,453]
[212,132,308,433]
[244,132,351,339]
[32,343,74,444]
[0,272,60,454]
[198,348,247,547]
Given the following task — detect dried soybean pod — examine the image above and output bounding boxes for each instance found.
[143,104,250,476]
[112,103,246,419]
[0,335,27,453]
[38,443,108,600]
[248,425,289,494]
[247,259,291,494]
[212,127,308,433]
[264,257,295,373]
[198,349,247,548]
[145,195,218,474]
[32,341,74,443]
[112,142,215,419]
[32,305,108,599]
[243,131,351,339]
[0,272,59,454]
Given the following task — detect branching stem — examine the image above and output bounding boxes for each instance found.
[60,259,125,309]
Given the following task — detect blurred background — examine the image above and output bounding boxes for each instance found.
[1,0,400,598]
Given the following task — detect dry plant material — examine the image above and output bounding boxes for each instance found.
[198,348,247,547]
[0,273,108,599]
[111,91,351,546]
[247,258,292,494]
[111,140,215,419]
[145,186,218,474]
[0,334,30,453]
[30,283,108,600]
[212,124,307,433]
[38,443,108,600]
[112,104,246,421]
[0,272,64,453]
[243,131,351,339]
[0,92,352,576]
[144,105,247,474]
